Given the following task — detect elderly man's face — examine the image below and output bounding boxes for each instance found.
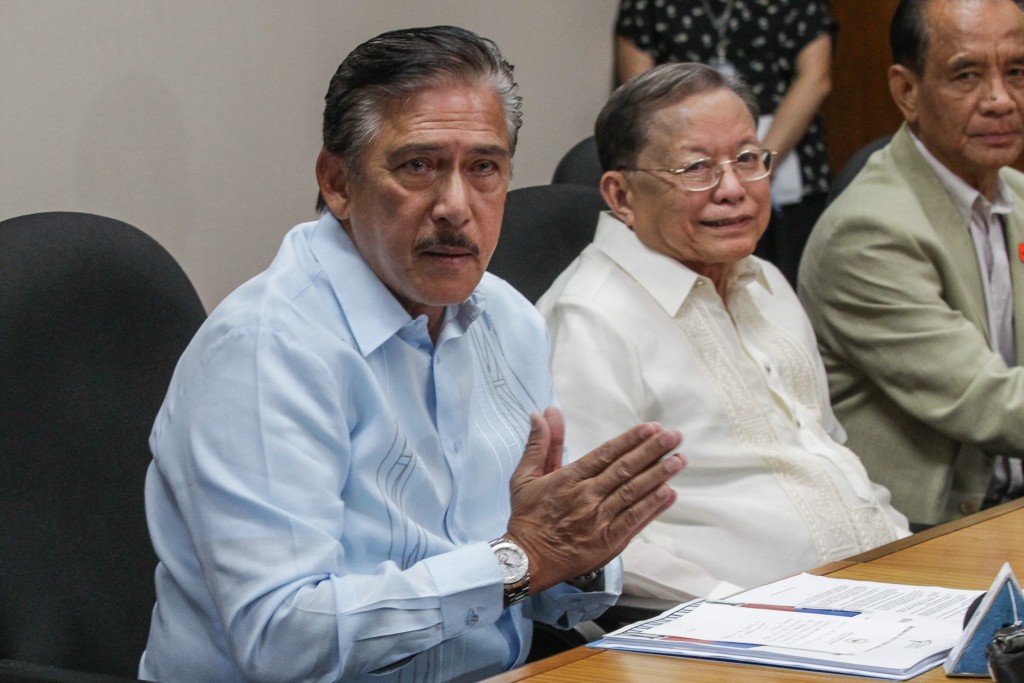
[619,88,771,287]
[319,81,511,332]
[893,0,1024,196]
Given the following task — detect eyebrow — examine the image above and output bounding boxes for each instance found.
[949,51,1024,68]
[385,143,511,166]
[946,54,1024,74]
[948,56,982,72]
[676,139,761,159]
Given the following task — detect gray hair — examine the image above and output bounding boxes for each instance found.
[595,62,759,172]
[316,25,523,212]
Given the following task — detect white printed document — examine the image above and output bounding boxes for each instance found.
[595,573,982,680]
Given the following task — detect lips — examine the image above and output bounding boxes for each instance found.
[426,246,474,257]
[701,215,751,228]
[971,128,1021,145]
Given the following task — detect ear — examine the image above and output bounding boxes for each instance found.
[888,64,920,125]
[600,170,637,227]
[316,148,353,221]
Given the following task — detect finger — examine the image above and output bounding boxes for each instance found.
[584,428,683,498]
[600,449,685,552]
[542,406,565,474]
[571,421,666,479]
[607,479,680,547]
[606,450,685,516]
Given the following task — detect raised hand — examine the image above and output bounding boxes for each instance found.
[506,406,685,593]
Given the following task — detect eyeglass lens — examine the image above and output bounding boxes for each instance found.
[682,150,773,190]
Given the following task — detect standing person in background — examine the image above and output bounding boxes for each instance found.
[615,0,835,286]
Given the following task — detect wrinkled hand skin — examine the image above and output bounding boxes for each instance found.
[506,406,685,593]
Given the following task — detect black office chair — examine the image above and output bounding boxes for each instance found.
[825,135,892,207]
[551,136,603,188]
[489,184,608,303]
[0,212,207,680]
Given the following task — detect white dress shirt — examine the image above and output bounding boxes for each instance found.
[538,212,909,601]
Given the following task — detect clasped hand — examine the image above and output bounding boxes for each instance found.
[505,406,685,593]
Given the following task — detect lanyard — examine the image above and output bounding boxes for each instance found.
[700,0,736,64]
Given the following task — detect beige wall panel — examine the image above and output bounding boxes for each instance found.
[0,1,618,309]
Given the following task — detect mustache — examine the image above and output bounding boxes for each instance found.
[414,230,480,257]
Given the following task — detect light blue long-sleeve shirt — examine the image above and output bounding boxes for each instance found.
[139,214,620,683]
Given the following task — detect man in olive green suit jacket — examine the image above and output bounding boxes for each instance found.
[798,0,1024,527]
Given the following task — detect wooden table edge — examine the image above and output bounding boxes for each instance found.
[484,497,1024,681]
[843,496,1024,564]
[486,644,602,681]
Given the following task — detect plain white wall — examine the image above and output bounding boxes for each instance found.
[0,0,618,310]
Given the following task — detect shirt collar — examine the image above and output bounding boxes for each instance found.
[593,211,771,316]
[308,212,485,356]
[908,129,1013,221]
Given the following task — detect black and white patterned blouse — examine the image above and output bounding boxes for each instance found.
[616,0,836,198]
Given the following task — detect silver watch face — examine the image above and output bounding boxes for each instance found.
[493,543,528,583]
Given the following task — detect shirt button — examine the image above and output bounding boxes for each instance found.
[465,609,480,626]
[959,501,979,516]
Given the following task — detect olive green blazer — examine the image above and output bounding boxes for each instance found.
[799,124,1024,525]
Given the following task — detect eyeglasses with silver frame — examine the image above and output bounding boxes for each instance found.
[618,147,777,192]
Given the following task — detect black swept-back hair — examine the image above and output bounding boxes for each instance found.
[594,62,759,173]
[891,0,1024,75]
[315,25,522,213]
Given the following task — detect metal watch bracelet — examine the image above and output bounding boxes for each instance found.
[567,567,603,589]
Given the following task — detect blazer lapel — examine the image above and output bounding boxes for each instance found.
[889,126,990,342]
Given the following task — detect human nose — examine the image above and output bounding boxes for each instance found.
[981,75,1017,114]
[710,162,746,201]
[433,170,472,226]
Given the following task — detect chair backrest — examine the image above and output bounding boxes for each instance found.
[0,212,206,678]
[825,135,893,207]
[551,136,603,188]
[489,184,607,303]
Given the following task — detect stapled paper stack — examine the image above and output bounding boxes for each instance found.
[944,562,1024,676]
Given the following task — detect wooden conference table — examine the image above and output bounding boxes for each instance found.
[485,497,1024,683]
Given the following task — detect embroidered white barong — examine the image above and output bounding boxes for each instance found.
[538,212,909,601]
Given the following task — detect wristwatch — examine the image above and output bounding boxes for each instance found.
[489,536,530,608]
